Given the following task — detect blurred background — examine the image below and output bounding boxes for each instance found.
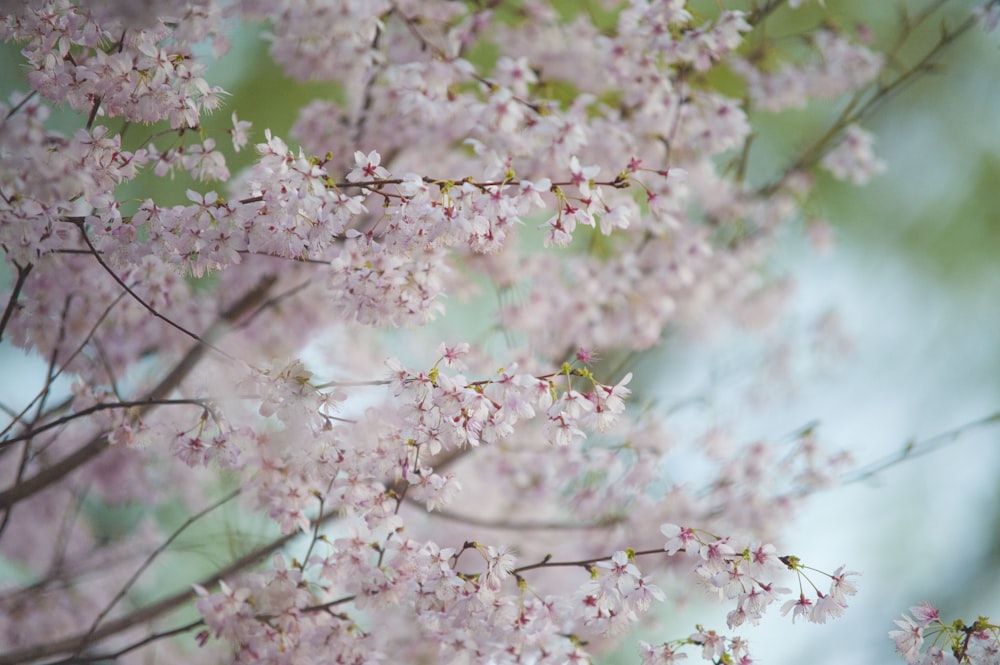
[2,1,999,663]
[613,1,1000,662]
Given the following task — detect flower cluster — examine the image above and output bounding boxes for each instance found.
[891,604,1000,665]
[188,521,855,665]
[0,1,991,664]
[630,524,859,664]
[0,95,148,264]
[733,30,883,112]
[659,525,859,629]
[386,353,633,452]
[577,550,666,636]
[1,1,225,128]
[821,124,887,186]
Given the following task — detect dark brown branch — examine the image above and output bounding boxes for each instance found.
[0,291,127,443]
[0,290,67,537]
[2,89,39,122]
[747,0,786,26]
[0,275,275,511]
[42,619,205,665]
[1,399,210,449]
[76,489,241,653]
[513,547,667,574]
[0,507,313,665]
[72,220,235,361]
[232,279,314,332]
[0,446,470,664]
[0,260,32,343]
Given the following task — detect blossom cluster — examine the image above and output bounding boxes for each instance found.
[0,95,148,265]
[187,521,854,665]
[659,525,859,628]
[1,0,994,664]
[732,30,884,113]
[386,350,633,451]
[0,0,225,127]
[891,604,1000,665]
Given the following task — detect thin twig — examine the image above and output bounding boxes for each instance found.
[417,503,622,531]
[0,261,32,343]
[840,411,1000,486]
[75,489,241,654]
[0,510,309,665]
[72,221,235,361]
[514,547,666,574]
[42,619,205,665]
[0,276,275,511]
[760,0,979,195]
[0,446,470,664]
[0,291,127,442]
[1,399,211,449]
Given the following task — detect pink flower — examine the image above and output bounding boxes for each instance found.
[194,581,252,641]
[828,565,860,604]
[347,149,390,182]
[229,111,251,152]
[808,592,845,624]
[780,593,813,623]
[568,155,600,197]
[660,524,698,556]
[630,576,666,612]
[747,542,783,578]
[482,544,517,594]
[598,372,632,415]
[889,614,924,661]
[821,124,885,185]
[597,551,642,592]
[437,341,471,368]
[638,641,686,665]
[690,627,726,660]
[909,601,940,626]
[599,204,631,234]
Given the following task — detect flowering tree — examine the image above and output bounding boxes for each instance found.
[1,1,998,664]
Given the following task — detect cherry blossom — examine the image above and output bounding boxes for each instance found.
[821,124,887,185]
[0,1,994,664]
[890,604,1000,664]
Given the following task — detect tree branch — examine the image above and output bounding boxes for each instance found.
[0,260,32,343]
[0,445,470,664]
[72,221,234,361]
[0,276,275,511]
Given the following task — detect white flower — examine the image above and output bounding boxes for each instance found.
[347,149,390,182]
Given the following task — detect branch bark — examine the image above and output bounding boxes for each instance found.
[0,276,276,511]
